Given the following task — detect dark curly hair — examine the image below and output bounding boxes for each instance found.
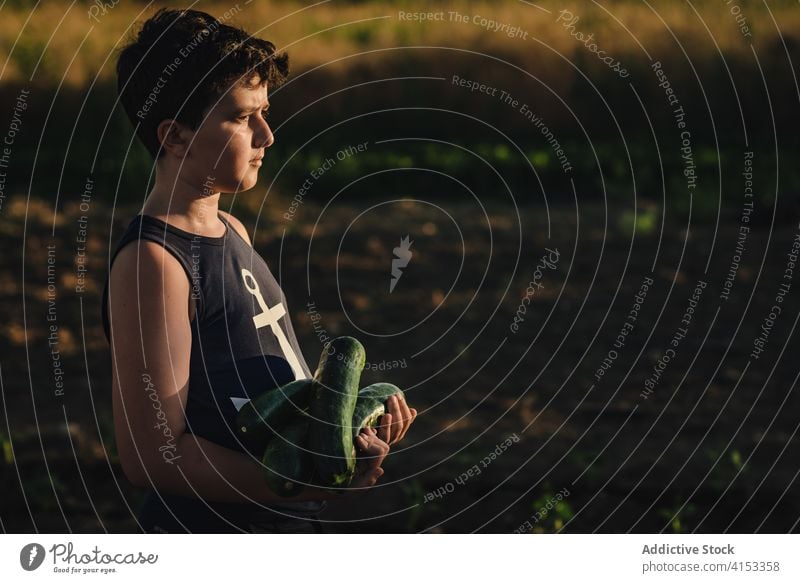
[116,7,289,159]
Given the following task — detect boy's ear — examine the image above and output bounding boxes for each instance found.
[156,119,192,158]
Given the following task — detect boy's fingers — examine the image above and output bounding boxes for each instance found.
[357,433,390,465]
[357,427,379,454]
[392,396,410,443]
[370,467,384,486]
[377,413,392,444]
[378,439,390,460]
[406,408,418,442]
[366,433,388,456]
[387,396,403,443]
[395,398,414,442]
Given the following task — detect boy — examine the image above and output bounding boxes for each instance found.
[103,7,417,533]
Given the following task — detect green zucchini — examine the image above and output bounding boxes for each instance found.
[263,383,404,496]
[236,379,314,450]
[262,417,315,497]
[351,382,404,441]
[307,336,365,488]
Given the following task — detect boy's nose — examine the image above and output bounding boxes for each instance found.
[256,120,274,149]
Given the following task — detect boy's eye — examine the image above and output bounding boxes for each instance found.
[238,110,269,122]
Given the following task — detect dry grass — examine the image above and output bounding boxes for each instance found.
[0,0,796,86]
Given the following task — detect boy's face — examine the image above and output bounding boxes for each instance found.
[180,74,273,194]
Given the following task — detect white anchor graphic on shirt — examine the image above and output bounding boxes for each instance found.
[230,268,308,412]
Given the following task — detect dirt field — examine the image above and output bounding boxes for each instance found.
[1,194,797,533]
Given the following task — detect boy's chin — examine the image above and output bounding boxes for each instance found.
[226,175,259,193]
[241,173,259,191]
[211,173,258,194]
[239,176,258,191]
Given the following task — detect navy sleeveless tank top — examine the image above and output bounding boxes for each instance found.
[101,212,326,532]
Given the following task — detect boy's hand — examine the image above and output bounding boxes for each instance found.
[350,426,389,490]
[376,394,417,446]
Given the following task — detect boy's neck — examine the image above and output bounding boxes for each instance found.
[142,166,225,235]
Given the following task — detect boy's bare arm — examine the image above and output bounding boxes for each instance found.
[108,240,345,504]
[151,431,342,503]
[164,427,389,503]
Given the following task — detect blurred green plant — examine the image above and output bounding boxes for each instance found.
[528,150,551,170]
[347,24,374,47]
[1,430,14,465]
[658,497,697,533]
[399,478,426,532]
[703,446,750,490]
[528,487,574,533]
[617,205,659,236]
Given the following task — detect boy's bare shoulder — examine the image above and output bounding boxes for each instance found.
[109,239,194,323]
[219,210,252,246]
[111,239,190,294]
